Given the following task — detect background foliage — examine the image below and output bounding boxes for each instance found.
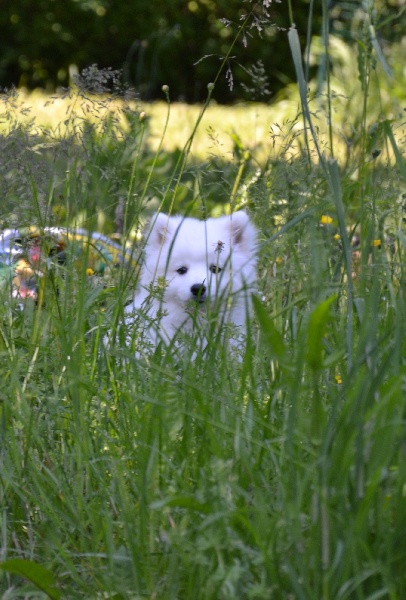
[1,0,404,103]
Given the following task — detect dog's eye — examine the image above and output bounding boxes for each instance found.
[177,266,188,275]
[209,264,222,274]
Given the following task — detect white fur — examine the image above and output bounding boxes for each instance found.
[125,211,257,348]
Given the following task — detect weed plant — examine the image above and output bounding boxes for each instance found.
[1,1,406,598]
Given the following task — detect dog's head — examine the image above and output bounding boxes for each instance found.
[142,211,257,307]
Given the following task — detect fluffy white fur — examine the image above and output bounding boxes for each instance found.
[125,211,257,348]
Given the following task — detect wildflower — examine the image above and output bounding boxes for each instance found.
[320,215,333,225]
[335,374,343,384]
[214,240,225,254]
[207,82,215,92]
[371,239,381,248]
[86,268,95,276]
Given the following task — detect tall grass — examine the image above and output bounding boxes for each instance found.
[1,1,406,598]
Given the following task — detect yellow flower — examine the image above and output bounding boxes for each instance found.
[86,268,95,276]
[371,239,381,248]
[335,374,343,384]
[320,215,333,225]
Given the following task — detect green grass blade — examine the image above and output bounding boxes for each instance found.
[0,559,61,599]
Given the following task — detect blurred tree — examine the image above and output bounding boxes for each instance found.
[0,0,403,103]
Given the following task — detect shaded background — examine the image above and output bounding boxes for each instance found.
[1,0,404,104]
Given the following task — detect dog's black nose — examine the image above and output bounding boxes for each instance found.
[191,283,206,297]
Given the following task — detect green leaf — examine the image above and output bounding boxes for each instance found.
[151,496,209,514]
[369,24,393,79]
[306,295,337,370]
[0,263,13,287]
[384,120,406,183]
[288,27,308,115]
[252,295,286,363]
[0,559,61,599]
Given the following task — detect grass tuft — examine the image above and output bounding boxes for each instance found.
[1,4,406,598]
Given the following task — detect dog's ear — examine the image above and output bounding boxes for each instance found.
[148,213,172,245]
[230,211,257,248]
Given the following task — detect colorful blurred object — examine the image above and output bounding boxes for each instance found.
[0,227,137,301]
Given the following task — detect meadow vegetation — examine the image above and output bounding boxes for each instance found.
[1,2,406,598]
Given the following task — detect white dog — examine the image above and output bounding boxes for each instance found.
[124,211,257,350]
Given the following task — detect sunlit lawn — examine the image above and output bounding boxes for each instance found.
[3,89,286,159]
[4,65,405,169]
